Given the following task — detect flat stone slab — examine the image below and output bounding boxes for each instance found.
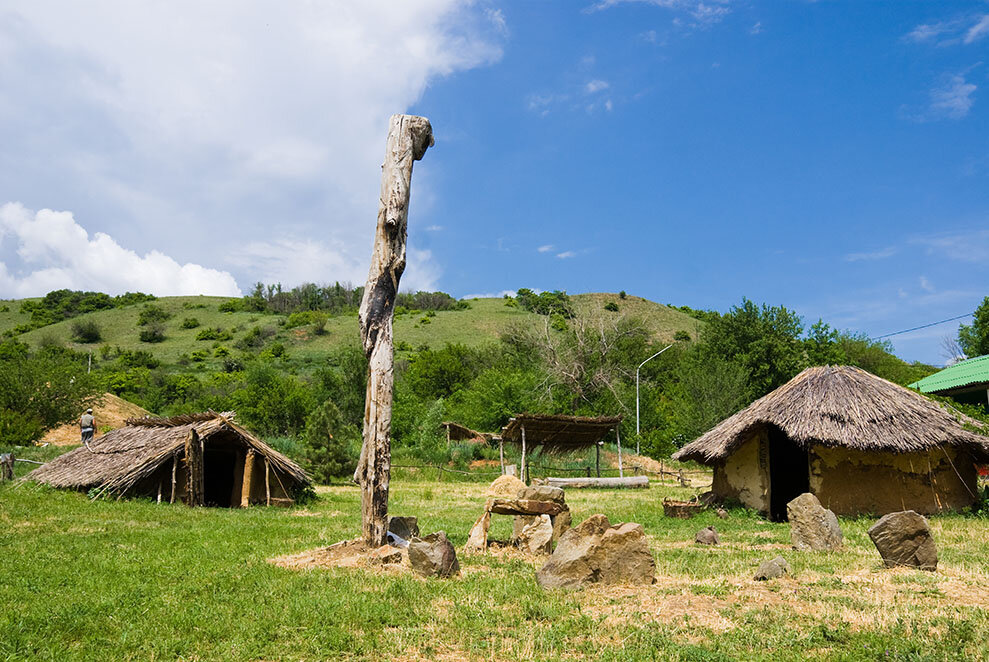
[488,498,565,517]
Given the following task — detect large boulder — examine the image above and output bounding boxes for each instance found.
[787,493,842,551]
[488,474,526,499]
[867,510,938,571]
[408,531,460,578]
[536,514,655,589]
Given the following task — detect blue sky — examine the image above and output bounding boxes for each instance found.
[1,1,987,364]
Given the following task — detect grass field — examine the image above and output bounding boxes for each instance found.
[2,446,988,661]
[0,294,701,372]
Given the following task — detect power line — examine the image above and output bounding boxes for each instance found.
[873,312,973,340]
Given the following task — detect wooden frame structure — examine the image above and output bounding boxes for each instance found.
[499,414,624,483]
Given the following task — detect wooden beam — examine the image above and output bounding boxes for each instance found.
[265,458,271,506]
[499,439,505,475]
[616,425,624,478]
[521,424,527,485]
[170,453,177,504]
[241,449,255,508]
[184,429,204,507]
[545,476,649,489]
[354,114,433,547]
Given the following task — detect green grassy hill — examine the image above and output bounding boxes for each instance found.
[0,293,702,371]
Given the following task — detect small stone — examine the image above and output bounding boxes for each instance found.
[387,516,419,541]
[867,510,937,571]
[369,544,403,565]
[408,531,460,578]
[787,493,842,551]
[716,508,729,520]
[694,526,719,545]
[754,556,790,581]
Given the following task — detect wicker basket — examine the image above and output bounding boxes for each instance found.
[662,498,704,519]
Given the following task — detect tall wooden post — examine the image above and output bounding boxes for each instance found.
[240,449,255,508]
[184,429,204,506]
[355,114,434,547]
[521,424,527,485]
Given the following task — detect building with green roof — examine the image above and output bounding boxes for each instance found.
[910,354,989,411]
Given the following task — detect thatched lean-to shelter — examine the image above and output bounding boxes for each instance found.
[500,413,623,483]
[28,412,310,507]
[673,366,989,519]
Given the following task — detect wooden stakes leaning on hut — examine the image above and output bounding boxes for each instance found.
[354,114,434,547]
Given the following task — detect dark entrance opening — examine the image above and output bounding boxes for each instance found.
[203,448,238,507]
[768,425,809,522]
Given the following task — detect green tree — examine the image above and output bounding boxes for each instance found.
[959,296,989,358]
[302,400,359,483]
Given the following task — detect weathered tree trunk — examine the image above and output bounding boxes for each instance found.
[355,114,434,547]
[184,429,204,507]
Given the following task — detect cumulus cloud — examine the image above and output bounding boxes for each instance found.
[225,237,439,292]
[0,1,504,292]
[0,203,241,297]
[928,73,977,119]
[585,79,610,94]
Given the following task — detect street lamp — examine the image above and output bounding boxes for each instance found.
[635,343,674,453]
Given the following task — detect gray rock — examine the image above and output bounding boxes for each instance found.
[387,516,419,541]
[408,531,460,578]
[465,511,490,554]
[517,485,566,505]
[754,556,790,581]
[787,493,842,551]
[694,526,720,545]
[716,508,729,520]
[867,510,938,571]
[536,514,655,589]
[516,514,554,554]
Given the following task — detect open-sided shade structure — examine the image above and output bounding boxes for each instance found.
[500,413,623,482]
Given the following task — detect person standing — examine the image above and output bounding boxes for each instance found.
[80,408,96,445]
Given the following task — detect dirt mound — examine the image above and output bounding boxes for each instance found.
[41,393,152,446]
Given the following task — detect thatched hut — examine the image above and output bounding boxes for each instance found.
[28,412,310,507]
[672,366,989,519]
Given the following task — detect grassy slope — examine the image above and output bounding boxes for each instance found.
[2,294,702,368]
[1,448,987,661]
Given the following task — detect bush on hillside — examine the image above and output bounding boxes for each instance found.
[181,317,201,329]
[139,323,166,343]
[71,319,102,343]
[301,400,359,483]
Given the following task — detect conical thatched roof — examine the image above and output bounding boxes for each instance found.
[28,411,310,497]
[673,365,989,464]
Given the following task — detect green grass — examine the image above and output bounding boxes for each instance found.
[2,446,988,660]
[3,294,702,372]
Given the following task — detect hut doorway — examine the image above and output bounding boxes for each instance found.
[203,448,238,507]
[768,426,809,522]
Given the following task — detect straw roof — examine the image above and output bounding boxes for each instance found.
[441,421,498,444]
[500,413,622,453]
[673,365,989,464]
[27,411,310,497]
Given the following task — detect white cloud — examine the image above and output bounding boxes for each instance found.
[919,276,936,293]
[425,225,444,232]
[928,73,977,119]
[537,244,555,253]
[462,289,517,299]
[585,79,610,94]
[605,99,614,111]
[587,0,732,27]
[965,14,989,44]
[0,202,241,297]
[224,237,439,292]
[906,21,953,43]
[910,228,989,262]
[556,251,577,259]
[0,1,504,292]
[750,22,762,35]
[844,246,897,262]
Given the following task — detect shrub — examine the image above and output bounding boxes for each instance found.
[214,345,230,357]
[218,299,242,313]
[118,350,160,369]
[190,349,210,362]
[137,304,171,326]
[235,326,274,350]
[619,291,627,300]
[302,400,359,483]
[139,323,166,343]
[223,357,244,373]
[604,302,619,312]
[71,319,102,343]
[674,330,692,342]
[181,317,201,329]
[196,327,232,341]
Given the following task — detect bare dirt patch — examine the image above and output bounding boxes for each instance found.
[269,539,409,574]
[41,393,150,446]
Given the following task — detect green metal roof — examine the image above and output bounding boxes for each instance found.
[910,354,989,393]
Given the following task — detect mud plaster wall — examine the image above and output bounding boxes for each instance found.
[809,445,977,516]
[712,428,769,511]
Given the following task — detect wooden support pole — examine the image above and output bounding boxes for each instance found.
[596,442,601,478]
[265,458,271,506]
[354,114,433,547]
[157,480,162,504]
[241,449,255,508]
[499,439,505,475]
[521,424,527,485]
[184,429,204,507]
[616,425,624,478]
[0,454,14,482]
[170,453,177,504]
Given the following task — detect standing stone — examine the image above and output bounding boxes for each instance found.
[867,510,938,571]
[408,531,460,578]
[754,556,790,581]
[387,516,419,541]
[536,514,655,589]
[517,514,554,554]
[787,493,842,551]
[694,526,720,545]
[465,511,491,554]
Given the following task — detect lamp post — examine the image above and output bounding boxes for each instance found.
[636,344,673,454]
